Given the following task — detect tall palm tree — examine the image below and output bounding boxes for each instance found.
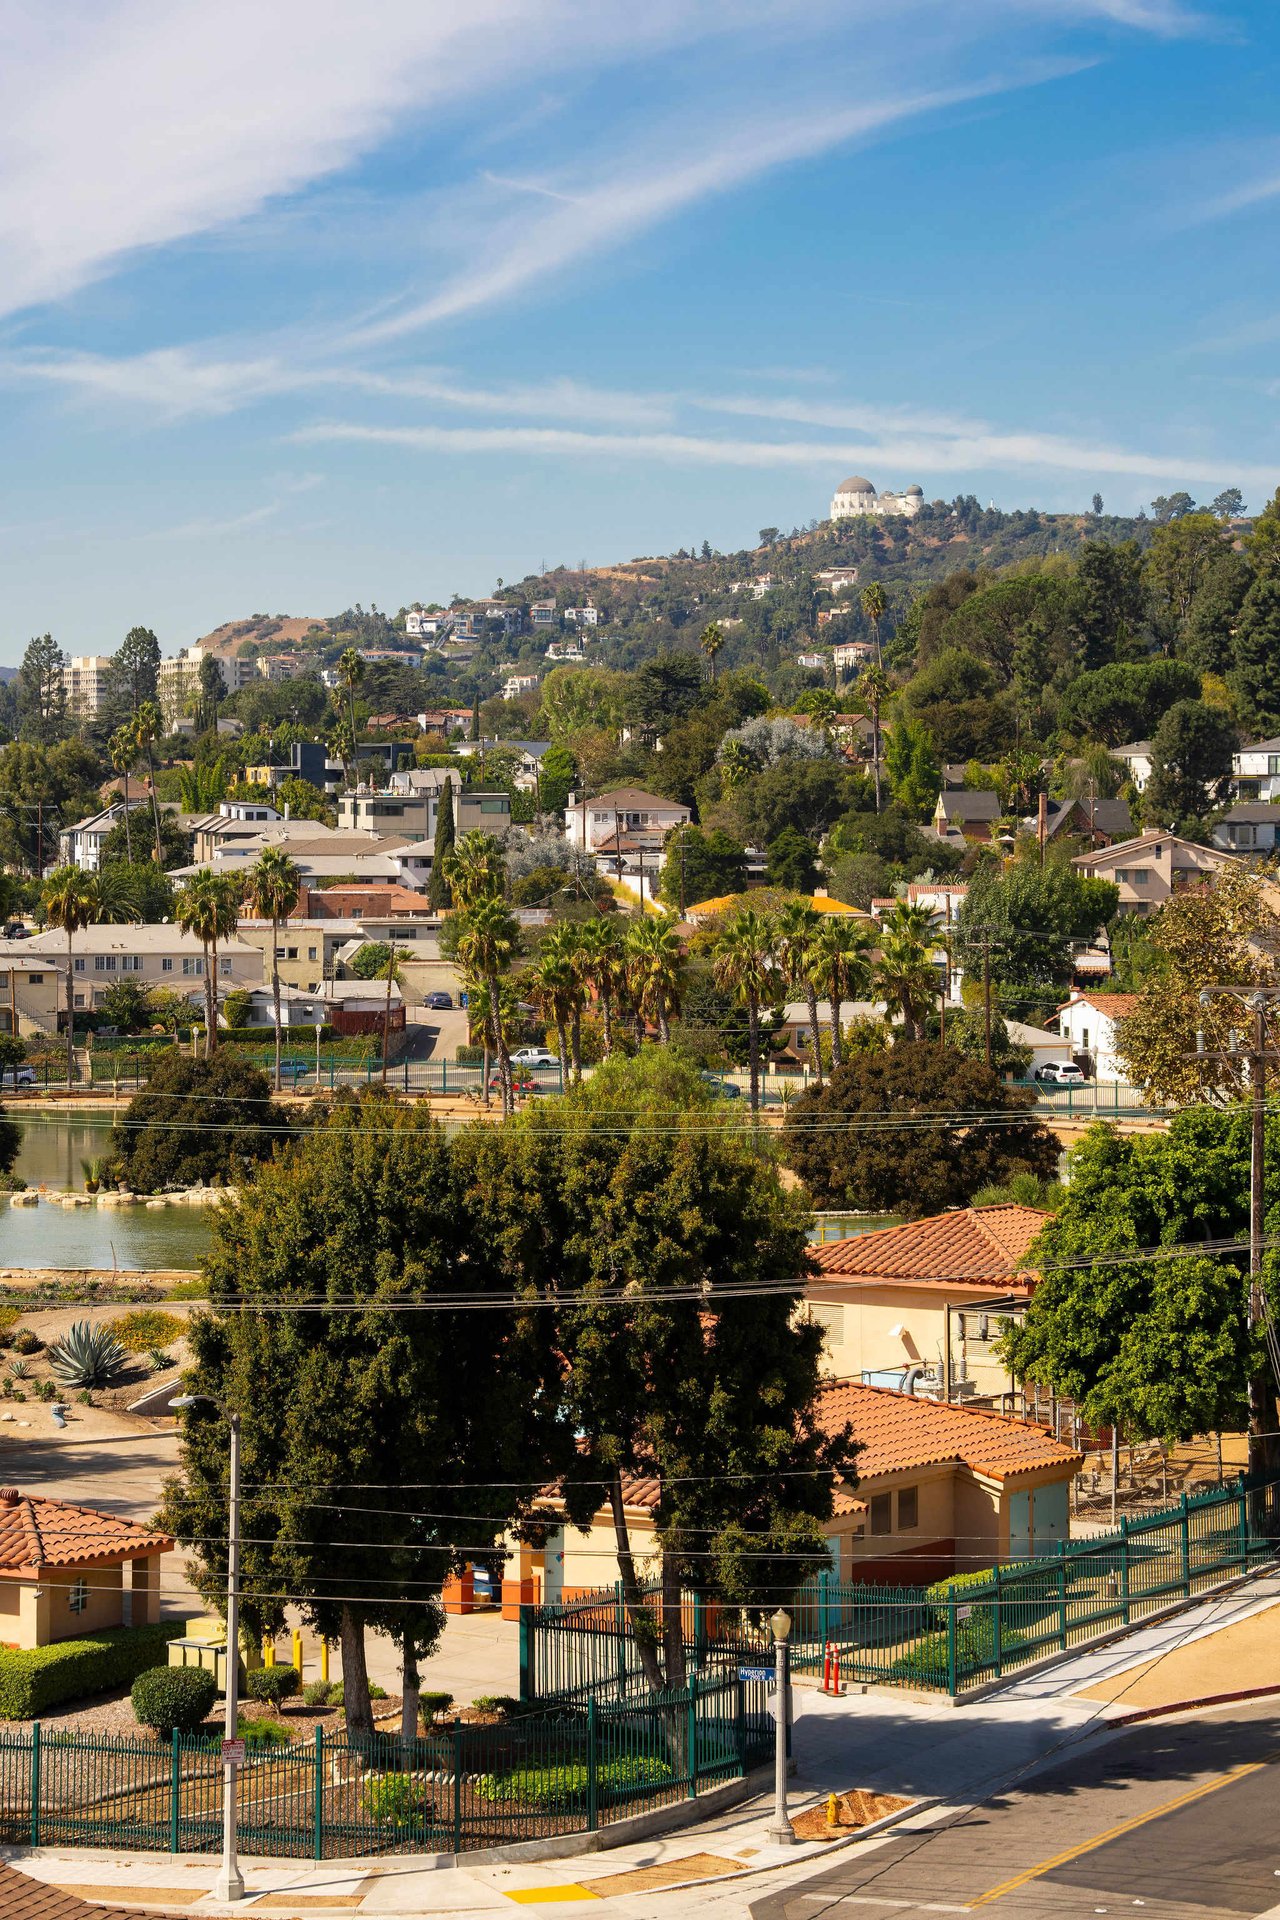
[525,939,577,1085]
[42,866,101,1087]
[176,871,242,1052]
[244,847,302,1091]
[338,649,364,784]
[711,907,776,1116]
[875,900,939,1043]
[699,621,725,682]
[578,916,625,1056]
[366,944,413,1087]
[625,913,682,1044]
[856,665,891,814]
[860,580,887,666]
[810,915,875,1073]
[544,921,591,1080]
[773,900,824,1085]
[133,702,166,864]
[446,829,504,912]
[108,727,136,865]
[456,895,520,1115]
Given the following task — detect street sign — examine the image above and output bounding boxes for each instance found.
[221,1739,246,1766]
[738,1665,776,1683]
[956,1605,973,1622]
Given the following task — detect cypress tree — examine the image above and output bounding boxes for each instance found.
[470,695,480,742]
[428,776,455,909]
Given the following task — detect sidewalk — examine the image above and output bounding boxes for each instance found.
[9,1571,1280,1920]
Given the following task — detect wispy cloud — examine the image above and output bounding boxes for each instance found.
[153,500,282,541]
[293,416,1272,490]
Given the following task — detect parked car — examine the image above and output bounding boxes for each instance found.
[1034,1061,1087,1085]
[2,922,27,939]
[510,1046,558,1068]
[699,1072,742,1099]
[0,1065,36,1089]
[424,991,454,1010]
[489,1071,539,1096]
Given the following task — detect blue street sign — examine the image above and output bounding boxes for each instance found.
[738,1665,775,1682]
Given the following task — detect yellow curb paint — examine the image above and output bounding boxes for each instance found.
[969,1759,1266,1907]
[505,1887,600,1904]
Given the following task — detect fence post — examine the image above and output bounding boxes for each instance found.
[819,1569,830,1651]
[170,1728,181,1853]
[992,1565,1002,1679]
[1057,1541,1068,1651]
[1120,1517,1131,1625]
[452,1719,463,1855]
[946,1598,957,1698]
[692,1592,706,1676]
[1180,1492,1191,1594]
[687,1679,698,1799]
[518,1605,532,1702]
[404,1059,409,1094]
[314,1724,324,1861]
[735,1677,746,1775]
[586,1696,598,1833]
[616,1582,627,1697]
[29,1722,39,1848]
[1239,1476,1249,1570]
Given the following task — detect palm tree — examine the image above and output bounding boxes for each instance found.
[711,907,776,1116]
[875,900,939,1042]
[244,847,302,1091]
[176,871,242,1052]
[718,739,753,793]
[773,900,824,1085]
[108,727,136,864]
[456,895,520,1115]
[446,830,504,912]
[525,939,577,1085]
[625,913,682,1045]
[544,921,591,1080]
[42,866,101,1087]
[578,916,625,1057]
[810,915,875,1073]
[338,649,364,784]
[133,702,166,865]
[699,621,726,682]
[856,665,891,814]
[860,580,887,666]
[367,944,413,1087]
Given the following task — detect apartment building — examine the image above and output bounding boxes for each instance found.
[21,924,264,1015]
[61,656,114,720]
[337,775,510,840]
[157,647,255,727]
[0,954,63,1041]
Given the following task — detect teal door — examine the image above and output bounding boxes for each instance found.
[1006,1488,1031,1561]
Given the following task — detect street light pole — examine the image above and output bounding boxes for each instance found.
[766,1608,795,1846]
[172,1396,245,1903]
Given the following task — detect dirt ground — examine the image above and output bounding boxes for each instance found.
[1074,1596,1280,1709]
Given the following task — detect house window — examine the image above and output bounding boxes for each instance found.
[218,958,231,974]
[897,1486,919,1530]
[1115,868,1151,886]
[73,958,85,974]
[68,1578,88,1614]
[162,958,173,973]
[121,955,142,973]
[93,956,117,974]
[308,947,318,962]
[182,957,203,977]
[27,974,42,985]
[870,1493,893,1536]
[73,993,85,1009]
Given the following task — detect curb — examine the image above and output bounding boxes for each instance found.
[1110,1681,1280,1728]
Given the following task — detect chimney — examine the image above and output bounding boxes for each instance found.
[283,802,291,822]
[0,1489,19,1505]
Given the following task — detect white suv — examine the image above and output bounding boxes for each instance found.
[1035,1061,1087,1086]
[510,1047,559,1069]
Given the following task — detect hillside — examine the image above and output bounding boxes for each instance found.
[195,614,324,659]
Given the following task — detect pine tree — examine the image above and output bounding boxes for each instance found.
[428,777,455,909]
[1230,577,1280,734]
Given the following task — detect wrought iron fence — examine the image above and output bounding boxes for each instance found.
[0,1674,771,1861]
[522,1473,1280,1705]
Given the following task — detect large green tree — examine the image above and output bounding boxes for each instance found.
[783,1041,1057,1215]
[658,825,747,911]
[16,635,68,746]
[1144,699,1236,828]
[1230,577,1280,735]
[958,850,1120,1001]
[111,1051,289,1192]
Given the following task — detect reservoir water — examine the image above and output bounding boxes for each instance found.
[2,1112,209,1273]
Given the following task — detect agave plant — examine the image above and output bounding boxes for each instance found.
[6,1360,29,1381]
[48,1321,128,1389]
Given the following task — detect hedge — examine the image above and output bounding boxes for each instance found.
[131,1664,218,1734]
[477,1755,672,1809]
[0,1622,185,1719]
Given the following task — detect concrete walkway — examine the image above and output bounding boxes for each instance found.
[8,1571,1280,1920]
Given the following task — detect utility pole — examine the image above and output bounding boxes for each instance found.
[983,939,992,1070]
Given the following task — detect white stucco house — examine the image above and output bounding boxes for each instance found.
[1055,990,1140,1084]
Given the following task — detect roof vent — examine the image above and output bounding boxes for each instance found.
[0,1489,20,1505]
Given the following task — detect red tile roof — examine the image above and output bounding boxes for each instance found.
[816,1381,1081,1483]
[809,1206,1049,1291]
[0,1864,143,1919]
[0,1489,173,1575]
[1056,992,1141,1018]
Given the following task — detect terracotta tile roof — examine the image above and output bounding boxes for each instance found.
[816,1381,1081,1483]
[1056,992,1141,1019]
[0,1863,143,1919]
[809,1206,1049,1290]
[0,1489,173,1575]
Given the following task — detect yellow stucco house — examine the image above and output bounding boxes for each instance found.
[0,1488,172,1647]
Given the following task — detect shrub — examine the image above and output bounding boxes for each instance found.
[887,1614,1026,1686]
[237,1714,291,1747]
[0,1624,185,1719]
[48,1321,128,1389]
[245,1665,301,1710]
[364,1772,431,1825]
[471,1694,521,1719]
[303,1680,339,1707]
[12,1329,41,1356]
[111,1051,291,1194]
[108,1309,185,1352]
[132,1664,219,1735]
[477,1755,672,1810]
[165,1277,208,1300]
[0,1308,22,1346]
[7,1360,29,1381]
[419,1690,453,1722]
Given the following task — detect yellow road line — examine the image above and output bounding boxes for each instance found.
[968,1759,1266,1907]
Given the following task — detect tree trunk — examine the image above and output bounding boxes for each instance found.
[829,967,844,1073]
[203,940,216,1055]
[806,982,823,1088]
[122,773,133,864]
[660,1547,687,1696]
[490,969,513,1116]
[65,932,75,1087]
[339,1604,374,1740]
[608,1472,665,1694]
[271,911,282,1093]
[381,961,393,1087]
[145,747,162,863]
[747,992,760,1118]
[658,1001,670,1046]
[571,1007,582,1083]
[399,1626,420,1746]
[871,704,882,814]
[208,932,219,1051]
[554,1016,569,1089]
[599,981,613,1057]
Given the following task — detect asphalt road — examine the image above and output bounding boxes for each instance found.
[753,1701,1280,1920]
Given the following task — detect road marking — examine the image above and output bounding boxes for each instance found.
[968,1760,1267,1907]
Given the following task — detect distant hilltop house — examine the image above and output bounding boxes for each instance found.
[830,476,924,521]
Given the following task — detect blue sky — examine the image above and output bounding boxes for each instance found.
[1,0,1277,663]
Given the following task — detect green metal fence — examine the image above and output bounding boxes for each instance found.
[0,1675,771,1860]
[523,1473,1280,1705]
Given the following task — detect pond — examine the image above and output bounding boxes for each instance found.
[2,1113,209,1274]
